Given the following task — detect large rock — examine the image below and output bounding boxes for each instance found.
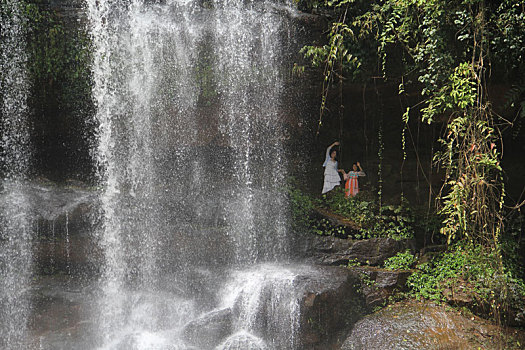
[298,266,412,349]
[341,301,525,350]
[309,235,415,266]
[297,266,410,349]
[181,265,371,350]
[182,308,233,349]
[299,266,368,349]
[349,267,411,309]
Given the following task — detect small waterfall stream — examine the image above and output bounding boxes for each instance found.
[0,0,32,348]
[219,264,303,349]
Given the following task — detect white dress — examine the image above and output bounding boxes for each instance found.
[322,146,341,194]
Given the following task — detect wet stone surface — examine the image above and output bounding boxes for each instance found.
[307,235,415,266]
[341,301,525,350]
[182,308,233,349]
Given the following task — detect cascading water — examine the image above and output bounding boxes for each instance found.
[0,0,32,348]
[83,0,304,348]
[219,264,302,349]
[0,0,331,349]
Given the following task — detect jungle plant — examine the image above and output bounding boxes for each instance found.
[297,1,525,327]
[407,243,525,315]
[383,250,415,270]
[319,187,415,240]
[297,0,521,253]
[286,179,316,232]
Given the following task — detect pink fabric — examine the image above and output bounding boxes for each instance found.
[344,171,362,197]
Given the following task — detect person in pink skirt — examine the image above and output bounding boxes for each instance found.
[340,162,366,197]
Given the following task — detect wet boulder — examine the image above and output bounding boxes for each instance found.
[298,266,368,349]
[182,308,233,349]
[341,301,525,350]
[309,235,415,266]
[349,266,411,309]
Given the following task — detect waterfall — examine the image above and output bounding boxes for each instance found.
[0,0,32,348]
[219,264,302,349]
[84,0,300,348]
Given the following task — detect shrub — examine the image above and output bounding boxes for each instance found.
[407,243,525,310]
[384,250,416,270]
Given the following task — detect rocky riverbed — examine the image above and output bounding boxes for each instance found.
[5,181,525,349]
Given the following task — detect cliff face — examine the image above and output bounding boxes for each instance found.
[9,0,444,196]
[17,1,525,204]
[20,0,326,184]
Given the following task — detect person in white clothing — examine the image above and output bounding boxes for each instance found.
[322,141,341,194]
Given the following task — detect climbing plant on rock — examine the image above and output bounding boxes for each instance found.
[296,0,524,250]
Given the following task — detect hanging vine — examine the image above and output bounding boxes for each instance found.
[298,3,359,135]
[297,0,525,328]
[297,0,523,246]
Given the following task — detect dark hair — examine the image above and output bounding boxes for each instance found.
[330,147,338,161]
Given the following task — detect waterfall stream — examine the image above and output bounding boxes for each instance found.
[85,0,301,349]
[0,0,32,348]
[0,1,315,349]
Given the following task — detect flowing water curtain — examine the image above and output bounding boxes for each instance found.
[87,0,205,286]
[212,0,293,264]
[0,0,32,348]
[86,0,205,345]
[87,0,298,347]
[88,0,295,282]
[87,0,137,341]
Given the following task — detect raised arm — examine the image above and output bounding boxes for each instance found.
[356,161,366,176]
[324,141,340,165]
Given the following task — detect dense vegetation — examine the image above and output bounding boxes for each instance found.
[293,0,525,327]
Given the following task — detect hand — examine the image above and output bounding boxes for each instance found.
[356,161,360,167]
[334,141,340,146]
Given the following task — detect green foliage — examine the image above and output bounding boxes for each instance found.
[347,258,360,267]
[407,243,525,308]
[301,22,359,73]
[23,1,93,98]
[384,250,415,270]
[297,0,520,252]
[489,0,525,81]
[17,0,95,179]
[287,182,416,240]
[359,271,376,287]
[320,188,415,240]
[311,218,347,236]
[18,0,93,127]
[322,188,372,223]
[421,63,477,124]
[434,106,503,244]
[362,207,414,240]
[286,179,316,232]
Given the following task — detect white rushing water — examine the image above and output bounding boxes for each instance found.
[219,264,303,350]
[85,0,302,348]
[0,0,32,348]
